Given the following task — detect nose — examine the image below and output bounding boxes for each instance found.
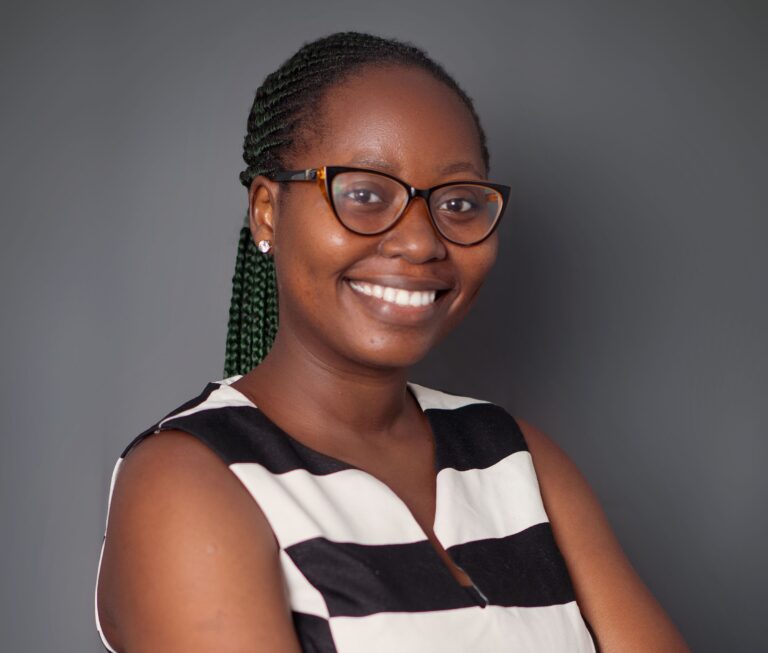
[377,196,447,263]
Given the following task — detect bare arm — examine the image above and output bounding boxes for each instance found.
[96,429,302,653]
[516,418,690,653]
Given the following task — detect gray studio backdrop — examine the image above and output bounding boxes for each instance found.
[1,1,765,651]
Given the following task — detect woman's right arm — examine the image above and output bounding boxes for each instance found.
[96,429,303,653]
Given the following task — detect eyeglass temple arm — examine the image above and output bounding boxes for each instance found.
[271,169,318,181]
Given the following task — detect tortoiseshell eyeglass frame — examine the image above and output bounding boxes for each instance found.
[270,166,511,246]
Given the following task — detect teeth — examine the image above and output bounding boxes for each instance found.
[348,280,439,307]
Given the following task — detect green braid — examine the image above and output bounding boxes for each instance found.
[223,31,490,377]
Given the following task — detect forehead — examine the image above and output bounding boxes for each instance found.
[300,64,485,182]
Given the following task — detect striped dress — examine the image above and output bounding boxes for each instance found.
[95,375,597,652]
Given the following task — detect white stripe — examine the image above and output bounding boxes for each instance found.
[407,381,490,411]
[230,453,549,551]
[280,549,330,618]
[94,458,124,653]
[329,602,596,653]
[434,451,550,548]
[229,463,427,548]
[156,384,255,428]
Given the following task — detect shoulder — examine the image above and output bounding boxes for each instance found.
[114,428,265,521]
[514,417,587,498]
[109,379,267,539]
[97,428,300,651]
[110,429,280,565]
[513,417,691,652]
[511,416,617,559]
[511,417,606,569]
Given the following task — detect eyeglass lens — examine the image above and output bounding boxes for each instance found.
[330,171,501,244]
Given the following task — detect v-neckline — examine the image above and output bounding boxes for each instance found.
[214,375,490,608]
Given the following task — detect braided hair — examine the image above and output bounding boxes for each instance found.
[223,31,490,377]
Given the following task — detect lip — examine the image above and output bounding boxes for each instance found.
[342,277,452,326]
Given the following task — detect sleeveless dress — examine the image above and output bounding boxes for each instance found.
[94,375,597,652]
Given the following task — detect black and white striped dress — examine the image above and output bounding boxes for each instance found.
[95,375,597,652]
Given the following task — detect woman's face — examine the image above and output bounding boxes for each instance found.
[255,64,499,371]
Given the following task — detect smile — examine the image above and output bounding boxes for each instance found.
[347,280,437,307]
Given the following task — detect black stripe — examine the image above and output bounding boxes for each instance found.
[291,612,338,653]
[162,382,222,420]
[124,404,355,474]
[427,403,528,472]
[123,382,524,475]
[285,537,478,617]
[448,522,576,607]
[119,382,222,458]
[285,525,575,617]
[119,382,221,458]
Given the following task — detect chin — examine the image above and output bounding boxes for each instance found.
[345,333,435,370]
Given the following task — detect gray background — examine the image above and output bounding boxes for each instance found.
[1,1,765,651]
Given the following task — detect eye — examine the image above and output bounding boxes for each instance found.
[344,187,384,204]
[437,197,477,213]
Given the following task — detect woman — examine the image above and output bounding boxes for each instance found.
[94,31,690,652]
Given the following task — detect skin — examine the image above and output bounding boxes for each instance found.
[96,64,691,652]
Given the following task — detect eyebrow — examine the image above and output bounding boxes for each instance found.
[347,157,484,179]
[439,161,484,177]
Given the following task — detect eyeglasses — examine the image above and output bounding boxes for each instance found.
[271,166,510,246]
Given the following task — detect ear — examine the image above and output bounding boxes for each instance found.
[247,175,281,247]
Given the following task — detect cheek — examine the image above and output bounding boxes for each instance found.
[274,194,363,309]
[279,194,336,266]
[443,236,499,326]
[461,235,499,290]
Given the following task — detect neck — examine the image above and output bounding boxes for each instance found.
[233,325,417,442]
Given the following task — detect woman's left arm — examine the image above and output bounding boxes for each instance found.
[516,417,691,653]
